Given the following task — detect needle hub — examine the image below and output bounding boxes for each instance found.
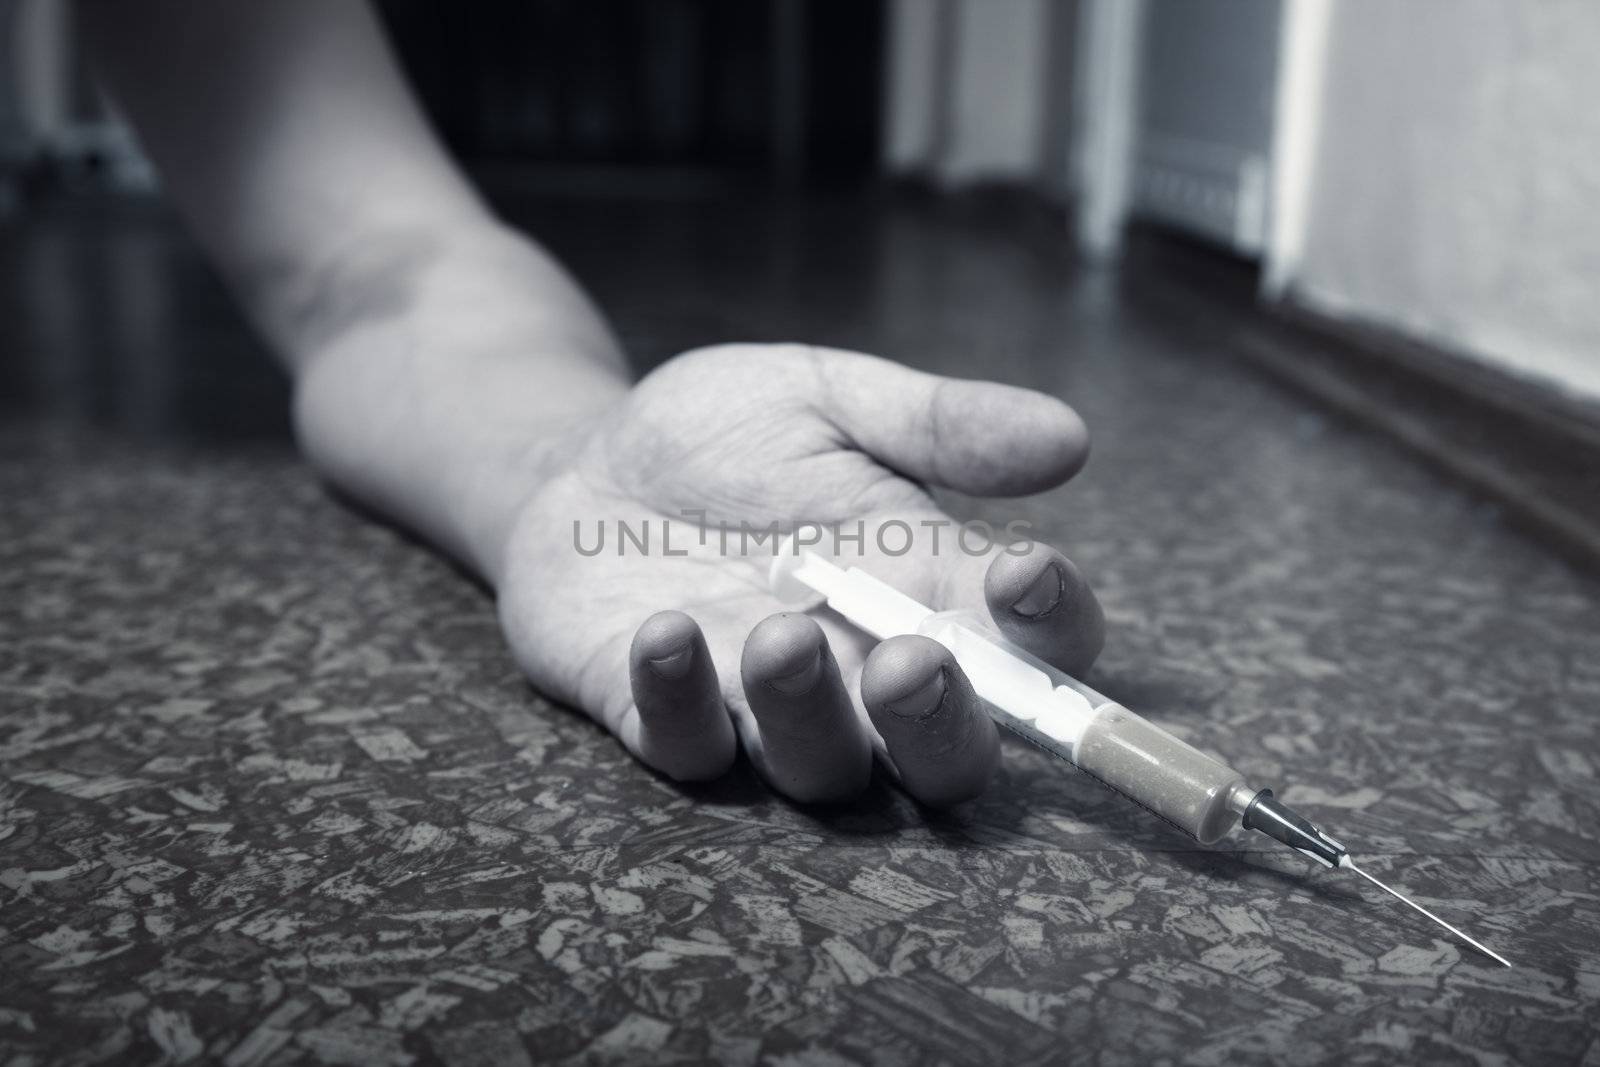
[1240,789,1347,867]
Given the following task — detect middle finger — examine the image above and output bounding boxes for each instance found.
[740,612,874,803]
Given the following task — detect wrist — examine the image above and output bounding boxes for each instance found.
[292,220,627,379]
[289,220,631,583]
[294,325,625,584]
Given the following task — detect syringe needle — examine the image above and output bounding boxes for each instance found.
[1346,860,1512,968]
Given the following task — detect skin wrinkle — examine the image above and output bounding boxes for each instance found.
[805,344,846,449]
[623,408,805,516]
[822,351,951,493]
[286,227,439,361]
[621,347,934,523]
[810,345,891,480]
[836,465,928,521]
[925,377,955,490]
[803,346,947,518]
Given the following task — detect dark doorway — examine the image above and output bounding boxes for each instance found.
[377,0,886,186]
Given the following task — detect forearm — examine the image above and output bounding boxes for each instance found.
[78,0,489,362]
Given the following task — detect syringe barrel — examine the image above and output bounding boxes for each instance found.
[919,611,1248,844]
[769,547,1250,843]
[1072,704,1250,844]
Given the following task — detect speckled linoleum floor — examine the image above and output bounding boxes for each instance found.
[2,193,1598,1066]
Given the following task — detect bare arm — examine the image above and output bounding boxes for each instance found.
[82,0,1105,807]
[80,0,628,580]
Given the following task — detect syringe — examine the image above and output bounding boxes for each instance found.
[769,540,1512,967]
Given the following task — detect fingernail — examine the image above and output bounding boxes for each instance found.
[766,649,823,696]
[648,644,695,680]
[1011,563,1063,619]
[884,668,947,720]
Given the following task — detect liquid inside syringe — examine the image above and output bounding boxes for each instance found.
[769,539,1512,967]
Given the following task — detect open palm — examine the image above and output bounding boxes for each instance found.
[499,344,1104,805]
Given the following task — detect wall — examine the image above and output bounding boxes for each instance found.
[1289,1,1600,401]
[883,0,945,174]
[1129,0,1279,253]
[884,0,1280,254]
[883,0,1059,187]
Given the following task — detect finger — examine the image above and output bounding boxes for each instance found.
[862,635,999,807]
[808,346,1090,495]
[985,544,1105,676]
[740,612,874,803]
[625,610,738,781]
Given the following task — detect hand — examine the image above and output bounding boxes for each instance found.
[498,344,1104,806]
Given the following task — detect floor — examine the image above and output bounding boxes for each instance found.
[2,189,1598,1065]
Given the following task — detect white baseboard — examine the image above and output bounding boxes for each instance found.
[1131,133,1268,255]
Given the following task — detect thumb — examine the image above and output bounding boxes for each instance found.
[810,347,1090,495]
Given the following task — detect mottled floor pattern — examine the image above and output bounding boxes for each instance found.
[2,193,1599,1065]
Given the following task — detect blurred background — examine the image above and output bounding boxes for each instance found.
[2,0,1598,546]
